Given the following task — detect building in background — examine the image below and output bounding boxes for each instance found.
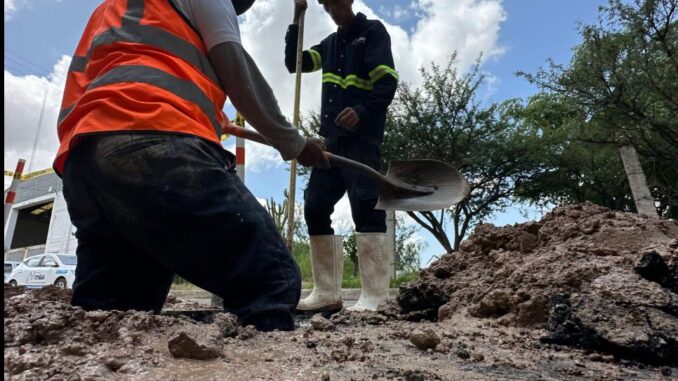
[4,170,77,262]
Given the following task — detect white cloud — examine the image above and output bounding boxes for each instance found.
[4,0,25,20]
[224,131,286,173]
[4,55,69,182]
[330,195,354,234]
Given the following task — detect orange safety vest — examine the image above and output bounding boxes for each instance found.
[53,0,226,175]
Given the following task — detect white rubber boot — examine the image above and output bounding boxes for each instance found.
[297,235,344,312]
[348,233,390,312]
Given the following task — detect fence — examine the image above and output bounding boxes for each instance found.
[4,244,46,262]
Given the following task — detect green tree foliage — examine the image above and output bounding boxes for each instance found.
[394,215,424,274]
[518,0,678,217]
[383,55,539,252]
[513,94,637,212]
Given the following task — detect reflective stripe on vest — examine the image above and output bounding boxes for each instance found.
[87,65,222,135]
[59,0,222,138]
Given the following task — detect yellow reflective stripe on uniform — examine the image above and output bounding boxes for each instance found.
[368,65,399,83]
[308,48,322,72]
[322,73,373,90]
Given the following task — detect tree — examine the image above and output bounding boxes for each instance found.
[394,214,425,274]
[382,55,540,252]
[264,189,308,242]
[513,93,637,211]
[342,233,358,276]
[518,0,678,217]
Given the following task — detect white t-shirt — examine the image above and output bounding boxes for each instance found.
[171,0,241,50]
[170,0,307,160]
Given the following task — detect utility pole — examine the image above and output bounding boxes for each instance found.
[27,89,49,173]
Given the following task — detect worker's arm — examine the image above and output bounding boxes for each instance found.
[284,1,323,73]
[351,22,398,126]
[209,42,325,165]
[183,0,326,165]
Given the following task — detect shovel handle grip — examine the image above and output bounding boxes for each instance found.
[222,123,386,180]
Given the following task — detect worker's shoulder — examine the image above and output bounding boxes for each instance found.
[363,18,389,37]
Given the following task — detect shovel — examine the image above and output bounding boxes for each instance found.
[222,124,470,211]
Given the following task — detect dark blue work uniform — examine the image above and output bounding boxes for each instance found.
[285,12,398,235]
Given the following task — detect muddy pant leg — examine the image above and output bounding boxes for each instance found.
[77,134,301,331]
[63,145,175,313]
[304,166,346,236]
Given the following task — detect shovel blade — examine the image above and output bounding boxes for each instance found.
[375,160,470,212]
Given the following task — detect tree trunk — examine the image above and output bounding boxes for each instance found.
[619,145,657,216]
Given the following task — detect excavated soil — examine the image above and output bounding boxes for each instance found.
[4,203,678,380]
[399,202,678,366]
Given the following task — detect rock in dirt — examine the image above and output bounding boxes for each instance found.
[168,326,223,360]
[104,357,129,372]
[213,312,239,338]
[403,369,426,381]
[409,329,440,351]
[310,314,335,331]
[237,325,258,340]
[398,202,678,365]
[469,289,514,318]
[514,293,550,327]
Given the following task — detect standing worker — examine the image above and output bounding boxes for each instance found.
[285,0,398,311]
[54,0,329,332]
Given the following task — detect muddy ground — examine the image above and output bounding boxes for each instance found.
[4,203,678,380]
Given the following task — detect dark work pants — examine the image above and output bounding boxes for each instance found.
[62,133,301,331]
[304,137,386,235]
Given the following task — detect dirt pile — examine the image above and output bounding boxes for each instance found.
[398,202,678,364]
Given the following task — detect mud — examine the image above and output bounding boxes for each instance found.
[4,203,678,379]
[398,202,678,365]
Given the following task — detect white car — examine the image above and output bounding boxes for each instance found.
[4,261,21,283]
[6,254,77,289]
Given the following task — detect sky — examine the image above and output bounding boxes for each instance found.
[4,0,608,266]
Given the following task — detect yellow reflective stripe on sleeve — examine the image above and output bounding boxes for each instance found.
[368,65,399,83]
[308,48,322,72]
[322,73,373,90]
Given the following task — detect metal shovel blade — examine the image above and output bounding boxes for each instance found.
[375,160,470,211]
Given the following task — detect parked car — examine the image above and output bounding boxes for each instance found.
[6,254,77,289]
[4,261,21,283]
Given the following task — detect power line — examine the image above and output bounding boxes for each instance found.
[4,49,68,83]
[3,60,65,93]
[4,56,66,86]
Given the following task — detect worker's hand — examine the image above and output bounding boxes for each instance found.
[335,107,360,131]
[297,137,330,169]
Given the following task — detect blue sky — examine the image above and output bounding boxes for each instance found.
[4,0,608,265]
